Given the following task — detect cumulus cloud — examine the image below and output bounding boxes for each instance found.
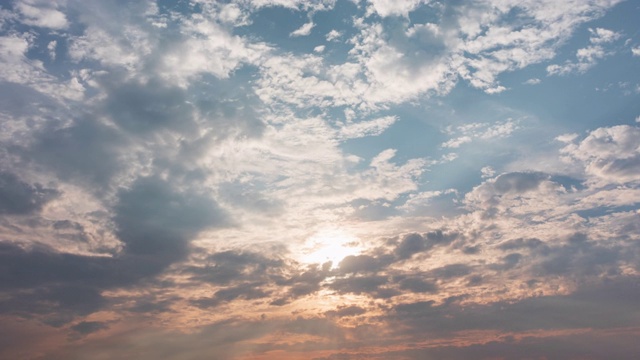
[560,125,640,183]
[326,29,341,41]
[15,0,68,29]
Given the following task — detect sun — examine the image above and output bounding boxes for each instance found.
[299,228,362,268]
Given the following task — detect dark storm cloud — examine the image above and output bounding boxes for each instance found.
[394,233,425,260]
[328,275,398,298]
[70,321,109,335]
[394,230,457,260]
[492,232,633,279]
[0,282,107,327]
[0,242,121,290]
[318,331,640,360]
[0,241,171,324]
[281,261,332,297]
[188,252,335,306]
[20,118,128,187]
[427,263,472,279]
[192,280,273,309]
[103,78,197,136]
[51,316,346,360]
[0,171,59,215]
[388,276,640,334]
[488,253,523,271]
[0,175,229,323]
[533,234,624,277]
[186,250,284,285]
[114,176,228,262]
[337,254,393,274]
[396,276,438,293]
[324,305,367,318]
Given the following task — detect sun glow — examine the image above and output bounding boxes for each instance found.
[299,228,362,268]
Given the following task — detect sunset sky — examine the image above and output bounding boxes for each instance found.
[1,0,640,359]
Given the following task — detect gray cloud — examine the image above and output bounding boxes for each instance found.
[103,78,197,136]
[70,321,109,335]
[0,171,59,215]
[20,118,128,188]
[114,176,228,262]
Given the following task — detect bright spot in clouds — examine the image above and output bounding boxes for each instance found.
[299,228,362,268]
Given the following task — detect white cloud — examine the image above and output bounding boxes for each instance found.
[366,0,425,18]
[589,27,621,44]
[252,1,623,110]
[162,20,269,83]
[326,29,341,41]
[2,1,640,352]
[555,133,578,143]
[560,125,640,184]
[16,0,68,29]
[0,34,84,100]
[524,78,541,85]
[313,45,325,53]
[548,28,620,76]
[464,172,566,216]
[441,119,519,148]
[632,47,640,57]
[290,21,315,37]
[47,40,57,60]
[485,85,507,94]
[442,136,472,149]
[481,166,496,178]
[338,116,397,140]
[243,0,336,11]
[216,3,250,26]
[69,26,151,73]
[479,120,519,139]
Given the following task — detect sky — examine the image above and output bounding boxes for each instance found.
[1,0,640,359]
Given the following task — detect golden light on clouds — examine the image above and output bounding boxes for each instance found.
[298,228,363,268]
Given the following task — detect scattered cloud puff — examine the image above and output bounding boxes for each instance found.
[326,29,342,41]
[547,27,622,75]
[338,116,398,140]
[290,21,315,37]
[441,119,519,148]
